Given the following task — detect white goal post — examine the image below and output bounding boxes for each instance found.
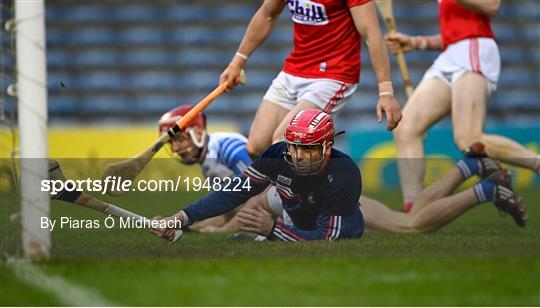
[14,0,50,260]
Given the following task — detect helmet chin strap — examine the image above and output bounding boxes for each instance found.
[187,128,206,149]
[172,129,206,165]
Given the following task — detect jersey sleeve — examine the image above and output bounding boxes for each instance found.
[218,138,252,176]
[181,173,266,224]
[228,147,252,176]
[268,212,364,242]
[182,144,280,224]
[347,0,370,8]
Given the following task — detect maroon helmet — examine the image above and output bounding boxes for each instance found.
[284,109,335,175]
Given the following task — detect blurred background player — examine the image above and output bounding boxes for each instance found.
[385,0,540,212]
[158,104,253,231]
[220,0,402,157]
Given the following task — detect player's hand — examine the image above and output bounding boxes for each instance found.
[385,32,415,54]
[150,215,167,239]
[237,207,274,236]
[150,215,182,242]
[376,95,402,131]
[220,64,244,91]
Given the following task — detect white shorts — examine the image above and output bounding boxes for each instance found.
[266,186,293,225]
[423,37,500,94]
[263,71,358,114]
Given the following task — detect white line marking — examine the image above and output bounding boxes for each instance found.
[6,259,116,306]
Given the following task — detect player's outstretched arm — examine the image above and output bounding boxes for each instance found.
[152,169,270,242]
[220,0,286,90]
[350,2,402,131]
[457,0,500,17]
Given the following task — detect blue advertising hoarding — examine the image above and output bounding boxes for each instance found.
[346,126,540,190]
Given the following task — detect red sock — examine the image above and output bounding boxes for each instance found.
[403,201,414,213]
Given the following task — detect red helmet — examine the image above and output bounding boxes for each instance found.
[158,104,207,164]
[158,104,206,134]
[284,109,334,145]
[284,109,335,175]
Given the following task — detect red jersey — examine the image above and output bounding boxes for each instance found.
[282,0,370,84]
[439,0,495,50]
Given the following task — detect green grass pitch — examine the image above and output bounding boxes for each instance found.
[1,188,539,306]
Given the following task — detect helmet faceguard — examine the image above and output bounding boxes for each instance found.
[158,105,207,164]
[284,142,329,175]
[283,109,335,175]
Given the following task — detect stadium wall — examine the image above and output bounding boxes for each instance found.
[2,124,537,192]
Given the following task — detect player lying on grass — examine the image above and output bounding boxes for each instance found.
[154,109,365,241]
[384,0,540,212]
[158,104,254,231]
[152,110,526,242]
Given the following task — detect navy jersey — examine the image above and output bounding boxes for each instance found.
[183,142,364,241]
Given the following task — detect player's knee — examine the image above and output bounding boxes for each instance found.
[393,122,421,143]
[453,133,481,153]
[394,116,425,142]
[244,193,267,211]
[408,216,431,234]
[246,140,264,157]
[409,225,426,233]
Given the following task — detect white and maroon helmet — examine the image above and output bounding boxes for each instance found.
[284,109,335,175]
[158,104,207,149]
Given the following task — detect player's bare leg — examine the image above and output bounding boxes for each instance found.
[360,188,477,234]
[362,166,463,233]
[393,78,451,209]
[410,189,479,232]
[410,146,502,214]
[451,73,539,172]
[271,100,319,143]
[360,196,412,233]
[409,167,463,214]
[198,188,271,233]
[189,213,234,232]
[450,73,487,152]
[247,100,289,156]
[361,166,525,233]
[410,168,526,230]
[482,135,540,172]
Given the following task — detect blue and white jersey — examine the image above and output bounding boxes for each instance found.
[200,132,252,179]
